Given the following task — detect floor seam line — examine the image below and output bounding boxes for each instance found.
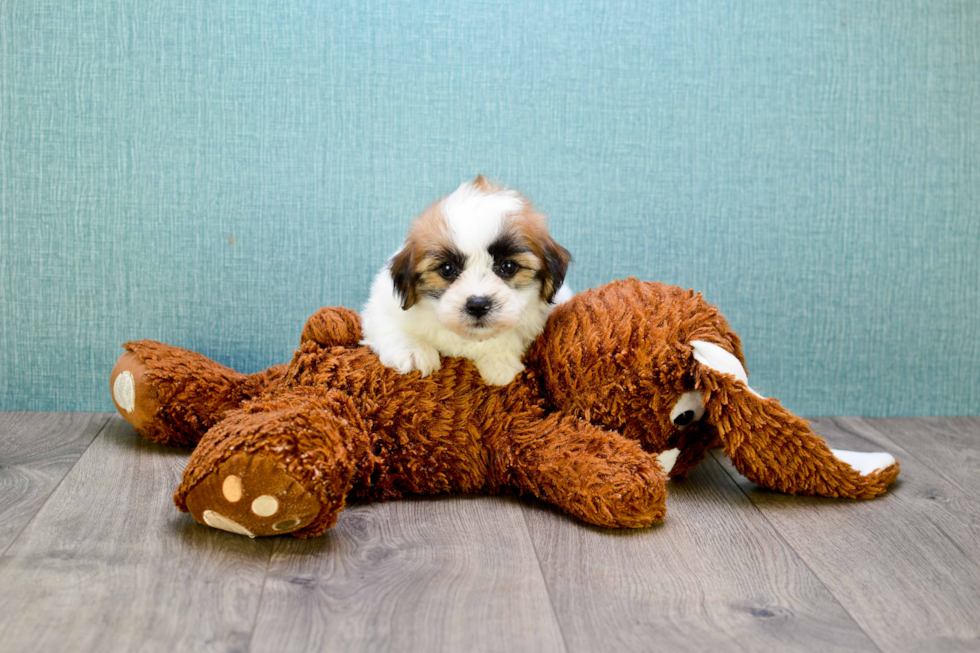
[244,536,278,652]
[707,450,887,653]
[519,503,572,653]
[0,412,112,560]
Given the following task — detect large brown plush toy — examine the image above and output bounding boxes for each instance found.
[109,279,899,538]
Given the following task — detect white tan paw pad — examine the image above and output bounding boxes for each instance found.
[113,371,136,413]
[830,449,897,476]
[222,475,243,502]
[251,495,279,517]
[184,453,322,537]
[658,448,681,475]
[202,510,255,538]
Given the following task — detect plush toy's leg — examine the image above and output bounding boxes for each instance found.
[693,345,899,498]
[498,413,669,528]
[110,340,285,447]
[174,388,372,538]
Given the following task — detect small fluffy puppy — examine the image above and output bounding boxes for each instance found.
[361,176,572,386]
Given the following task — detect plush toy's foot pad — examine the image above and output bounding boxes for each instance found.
[184,453,321,537]
[110,351,160,434]
[830,449,897,476]
[658,448,681,475]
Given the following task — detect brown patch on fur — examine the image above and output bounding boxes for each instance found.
[388,248,418,309]
[390,202,454,309]
[507,203,571,302]
[415,257,454,298]
[504,251,544,291]
[506,251,541,270]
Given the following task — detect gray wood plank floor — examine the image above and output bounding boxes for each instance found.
[0,412,108,554]
[1,413,978,653]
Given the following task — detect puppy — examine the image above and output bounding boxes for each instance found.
[360,176,572,385]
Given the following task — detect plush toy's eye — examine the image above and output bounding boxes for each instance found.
[495,260,519,278]
[437,262,458,280]
[673,410,695,426]
[669,391,706,430]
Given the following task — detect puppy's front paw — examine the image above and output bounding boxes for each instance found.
[410,342,442,377]
[379,340,442,377]
[475,356,525,386]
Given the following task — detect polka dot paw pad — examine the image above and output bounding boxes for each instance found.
[184,453,321,537]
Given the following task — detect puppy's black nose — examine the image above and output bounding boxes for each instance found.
[464,296,493,318]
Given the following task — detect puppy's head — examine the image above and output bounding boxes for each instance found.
[389,176,571,340]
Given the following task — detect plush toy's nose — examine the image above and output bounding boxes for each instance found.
[464,296,493,318]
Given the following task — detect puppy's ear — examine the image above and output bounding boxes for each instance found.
[539,236,571,303]
[388,246,419,310]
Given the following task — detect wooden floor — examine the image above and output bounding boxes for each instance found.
[1,413,978,652]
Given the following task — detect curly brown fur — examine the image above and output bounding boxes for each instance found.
[300,306,362,349]
[697,371,900,498]
[111,340,286,447]
[162,340,669,534]
[526,279,738,467]
[175,387,374,536]
[113,278,899,538]
[528,278,898,496]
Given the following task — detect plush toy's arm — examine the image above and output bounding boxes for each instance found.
[110,340,285,447]
[692,341,899,498]
[493,410,670,528]
[300,307,363,349]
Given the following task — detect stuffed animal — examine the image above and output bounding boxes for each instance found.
[109,279,899,538]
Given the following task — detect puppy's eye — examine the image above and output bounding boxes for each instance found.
[437,262,458,280]
[496,260,519,278]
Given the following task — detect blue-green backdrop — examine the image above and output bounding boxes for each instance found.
[2,0,978,415]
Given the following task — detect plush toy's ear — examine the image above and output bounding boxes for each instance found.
[388,246,420,310]
[690,340,900,498]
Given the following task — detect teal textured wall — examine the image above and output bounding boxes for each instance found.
[2,0,978,415]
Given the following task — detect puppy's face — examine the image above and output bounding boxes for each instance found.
[389,176,570,341]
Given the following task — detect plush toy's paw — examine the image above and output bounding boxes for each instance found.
[183,453,322,537]
[828,449,901,497]
[830,449,896,476]
[475,355,525,386]
[110,350,162,436]
[379,340,442,377]
[657,448,681,475]
[110,340,267,447]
